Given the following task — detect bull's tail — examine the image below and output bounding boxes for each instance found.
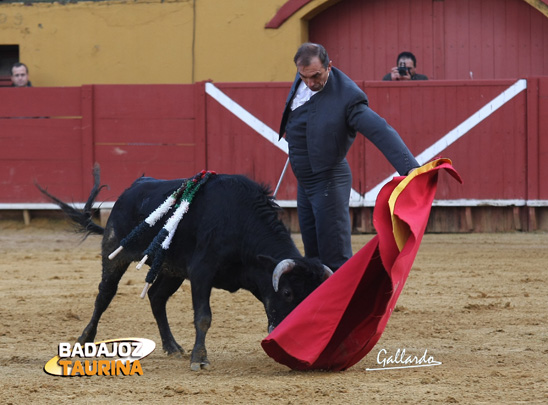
[35,163,106,236]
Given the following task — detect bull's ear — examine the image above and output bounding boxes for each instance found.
[256,254,277,270]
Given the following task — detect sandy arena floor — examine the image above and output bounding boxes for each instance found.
[0,219,547,404]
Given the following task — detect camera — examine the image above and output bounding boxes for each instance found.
[397,66,410,76]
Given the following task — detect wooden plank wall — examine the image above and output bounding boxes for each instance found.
[0,85,205,203]
[0,87,85,202]
[214,80,534,202]
[91,84,206,201]
[206,82,294,199]
[1,79,547,231]
[309,0,548,81]
[358,80,529,200]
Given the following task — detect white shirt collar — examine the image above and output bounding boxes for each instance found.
[290,71,330,111]
[291,80,316,111]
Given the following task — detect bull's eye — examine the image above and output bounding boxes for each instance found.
[281,288,293,302]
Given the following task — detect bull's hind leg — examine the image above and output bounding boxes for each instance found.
[147,270,185,357]
[78,256,130,344]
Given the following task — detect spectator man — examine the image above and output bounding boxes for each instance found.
[11,63,32,87]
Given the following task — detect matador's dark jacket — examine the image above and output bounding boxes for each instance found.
[279,67,418,175]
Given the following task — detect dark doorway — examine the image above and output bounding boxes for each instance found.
[0,45,20,87]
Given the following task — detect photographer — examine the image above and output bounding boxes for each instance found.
[382,51,428,81]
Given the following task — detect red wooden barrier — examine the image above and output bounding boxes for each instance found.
[1,79,546,230]
[205,82,293,199]
[358,80,528,200]
[0,87,85,202]
[0,84,206,203]
[91,84,206,201]
[206,79,540,203]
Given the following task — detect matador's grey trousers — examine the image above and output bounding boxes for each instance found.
[295,159,353,271]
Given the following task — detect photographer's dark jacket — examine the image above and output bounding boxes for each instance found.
[279,67,418,175]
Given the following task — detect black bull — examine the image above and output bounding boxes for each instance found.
[38,169,332,370]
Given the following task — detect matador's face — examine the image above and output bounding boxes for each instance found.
[297,57,332,92]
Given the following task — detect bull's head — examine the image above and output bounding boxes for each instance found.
[260,257,332,333]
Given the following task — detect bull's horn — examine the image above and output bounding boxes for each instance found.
[323,265,333,281]
[272,259,296,292]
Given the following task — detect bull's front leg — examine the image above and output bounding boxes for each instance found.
[190,285,213,371]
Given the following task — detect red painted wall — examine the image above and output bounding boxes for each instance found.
[90,84,207,201]
[1,79,546,206]
[309,0,548,81]
[0,85,206,203]
[214,80,537,202]
[0,87,86,201]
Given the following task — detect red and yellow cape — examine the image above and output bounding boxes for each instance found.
[262,158,462,370]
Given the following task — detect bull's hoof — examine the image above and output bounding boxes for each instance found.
[166,350,185,359]
[163,342,185,357]
[77,330,95,345]
[190,361,210,371]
